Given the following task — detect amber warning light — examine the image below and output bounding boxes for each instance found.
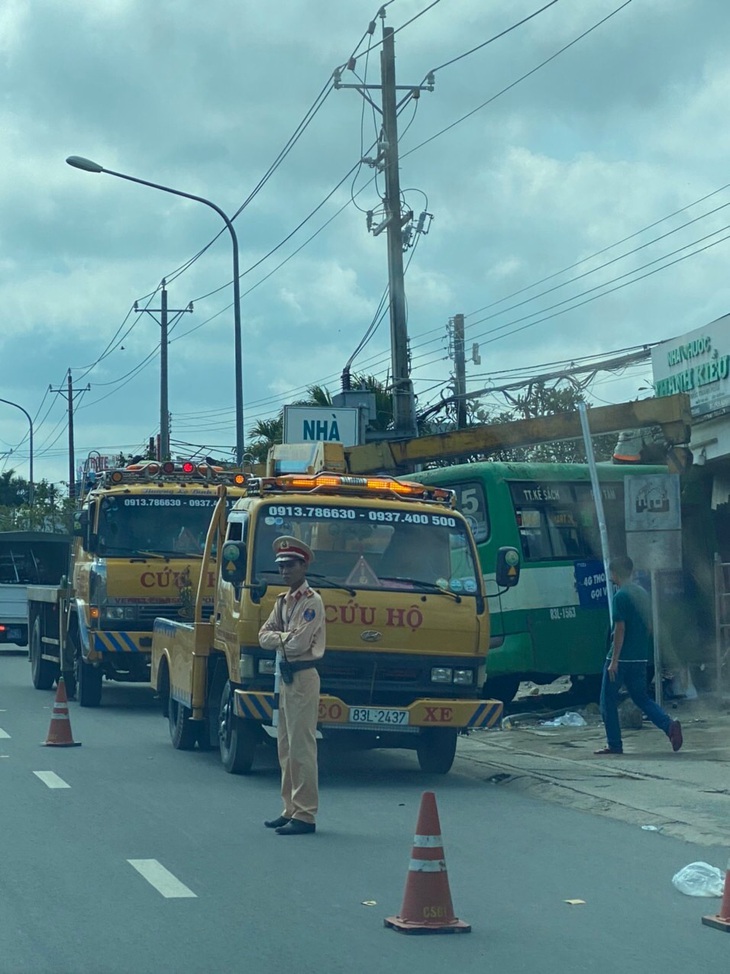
[271,472,455,505]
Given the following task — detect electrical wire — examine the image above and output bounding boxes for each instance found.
[419,0,561,81]
[401,1,633,162]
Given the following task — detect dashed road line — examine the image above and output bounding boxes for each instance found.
[127,859,197,898]
[33,771,71,789]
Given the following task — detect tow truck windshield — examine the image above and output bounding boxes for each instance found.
[96,495,233,557]
[253,502,480,596]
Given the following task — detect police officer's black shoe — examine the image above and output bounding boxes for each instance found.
[275,819,315,835]
[264,815,291,829]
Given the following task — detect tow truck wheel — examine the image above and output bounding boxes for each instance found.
[219,680,257,774]
[168,688,198,750]
[30,617,56,690]
[416,727,458,774]
[76,654,102,708]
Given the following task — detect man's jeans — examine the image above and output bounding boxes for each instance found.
[600,660,672,751]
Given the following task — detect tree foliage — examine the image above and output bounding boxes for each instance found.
[470,382,617,464]
[0,470,75,532]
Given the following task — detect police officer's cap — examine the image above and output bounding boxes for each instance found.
[273,535,314,565]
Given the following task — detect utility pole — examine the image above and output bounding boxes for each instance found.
[452,313,467,429]
[335,15,434,438]
[49,371,90,497]
[381,27,413,437]
[135,281,193,460]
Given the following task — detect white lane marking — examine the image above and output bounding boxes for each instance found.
[127,860,197,898]
[0,728,10,739]
[33,771,71,789]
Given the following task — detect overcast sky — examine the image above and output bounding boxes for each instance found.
[1,0,729,486]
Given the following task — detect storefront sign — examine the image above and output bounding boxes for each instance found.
[652,314,730,417]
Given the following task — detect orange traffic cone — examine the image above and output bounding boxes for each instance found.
[384,791,470,934]
[702,860,730,932]
[42,677,81,747]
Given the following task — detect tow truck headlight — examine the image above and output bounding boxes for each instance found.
[239,654,255,680]
[431,667,453,683]
[103,607,137,621]
[453,669,474,685]
[258,659,276,675]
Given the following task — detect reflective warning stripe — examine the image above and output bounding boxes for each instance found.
[413,834,443,847]
[235,692,274,721]
[94,632,144,653]
[467,701,502,727]
[409,859,447,872]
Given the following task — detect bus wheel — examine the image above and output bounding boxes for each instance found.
[30,617,56,690]
[218,681,257,774]
[76,655,102,708]
[483,674,521,705]
[168,687,198,750]
[416,728,458,774]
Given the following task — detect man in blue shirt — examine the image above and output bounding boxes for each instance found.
[595,555,683,755]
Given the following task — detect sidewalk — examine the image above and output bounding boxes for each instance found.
[457,689,730,848]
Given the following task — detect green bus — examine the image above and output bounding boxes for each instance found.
[413,461,664,703]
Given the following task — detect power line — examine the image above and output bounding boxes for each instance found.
[401,1,633,161]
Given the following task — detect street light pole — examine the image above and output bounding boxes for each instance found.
[66,155,245,465]
[0,398,34,506]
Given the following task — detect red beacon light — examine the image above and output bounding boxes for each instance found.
[181,461,196,474]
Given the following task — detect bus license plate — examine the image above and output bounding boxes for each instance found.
[350,707,409,726]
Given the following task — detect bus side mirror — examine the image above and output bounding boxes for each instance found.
[221,541,247,586]
[495,546,520,588]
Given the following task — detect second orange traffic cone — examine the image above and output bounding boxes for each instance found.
[384,791,470,934]
[42,676,81,747]
[702,860,730,933]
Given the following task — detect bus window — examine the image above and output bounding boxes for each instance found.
[515,507,553,561]
[546,509,582,557]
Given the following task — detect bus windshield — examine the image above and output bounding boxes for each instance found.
[96,495,226,557]
[253,501,480,595]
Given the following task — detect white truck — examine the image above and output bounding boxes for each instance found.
[0,532,71,648]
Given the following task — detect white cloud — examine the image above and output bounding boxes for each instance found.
[2,0,730,483]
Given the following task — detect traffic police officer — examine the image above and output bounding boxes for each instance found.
[259,536,325,835]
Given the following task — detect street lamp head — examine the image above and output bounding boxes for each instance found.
[66,155,104,173]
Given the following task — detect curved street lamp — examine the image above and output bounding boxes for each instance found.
[66,155,244,465]
[0,398,34,507]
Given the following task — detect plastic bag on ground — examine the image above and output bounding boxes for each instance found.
[540,712,587,728]
[671,862,725,897]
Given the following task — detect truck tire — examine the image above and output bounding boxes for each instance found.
[168,686,199,751]
[202,660,229,752]
[76,656,103,708]
[218,680,258,774]
[30,617,57,691]
[416,727,458,774]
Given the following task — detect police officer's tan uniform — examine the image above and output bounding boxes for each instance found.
[258,537,325,835]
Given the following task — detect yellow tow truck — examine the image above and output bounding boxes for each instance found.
[27,459,248,706]
[151,443,519,774]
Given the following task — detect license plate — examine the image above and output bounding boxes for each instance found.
[350,707,409,726]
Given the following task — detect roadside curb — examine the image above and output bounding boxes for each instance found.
[455,714,730,848]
